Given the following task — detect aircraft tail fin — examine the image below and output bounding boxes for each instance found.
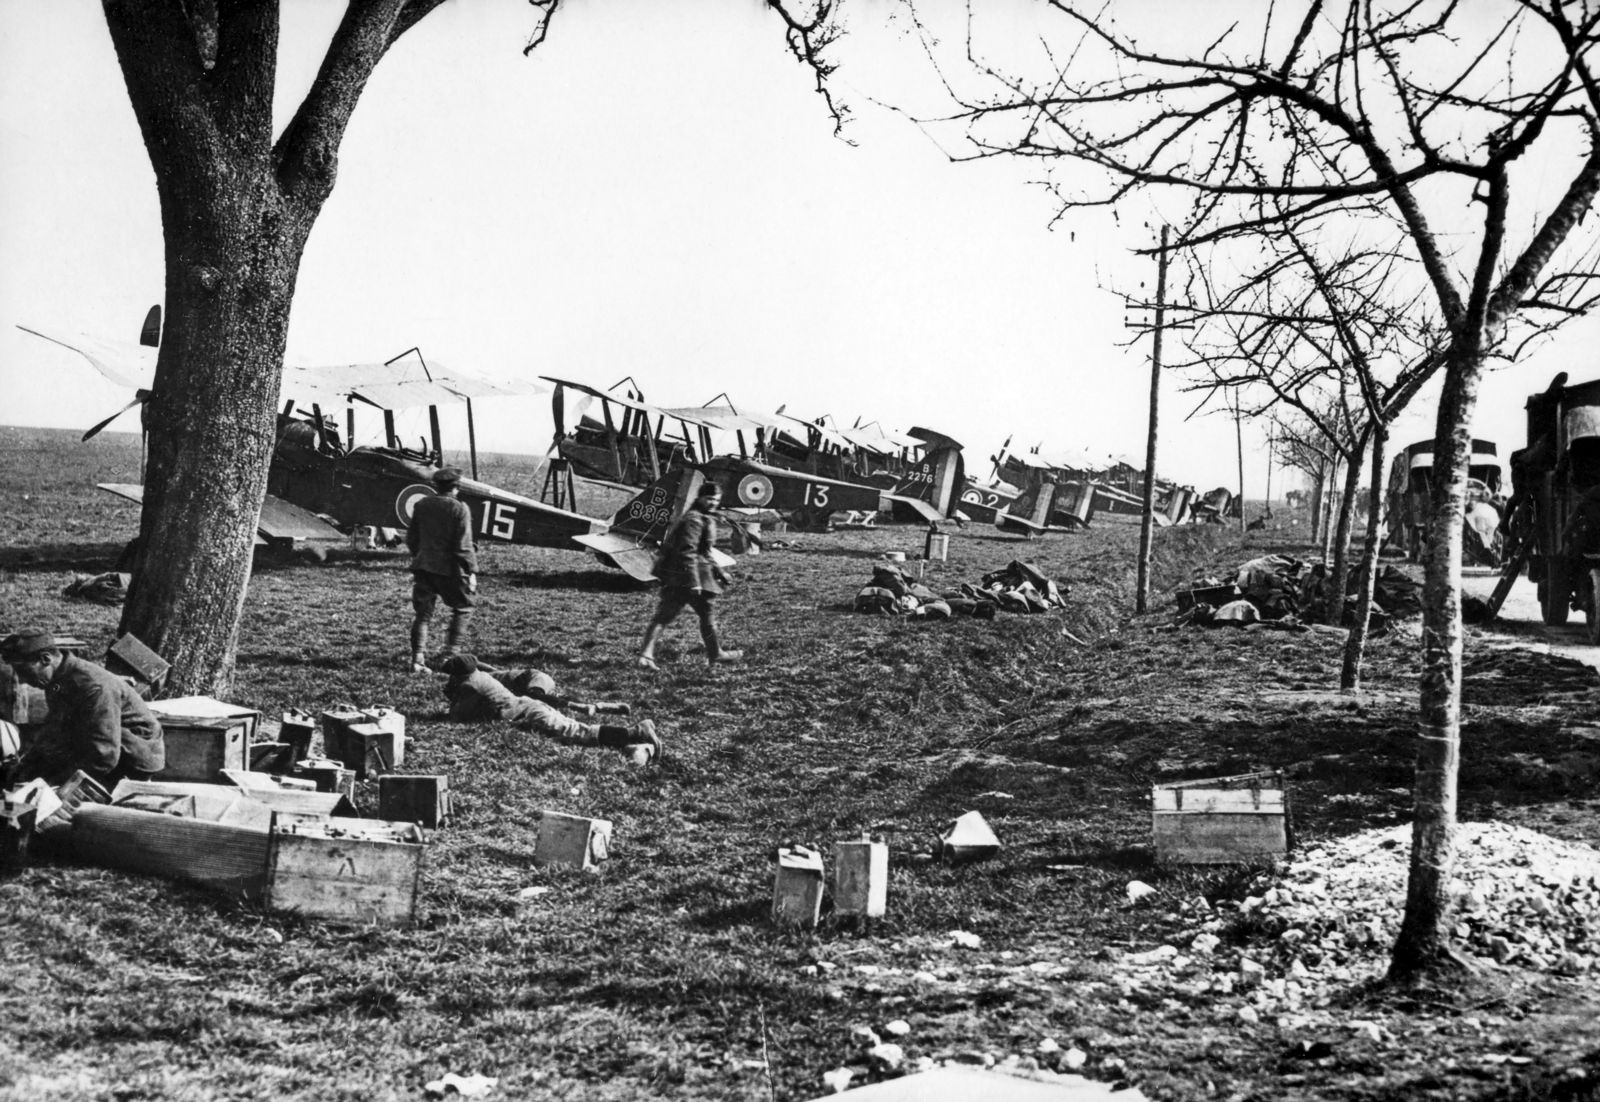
[140,305,162,348]
[893,430,967,518]
[607,464,703,544]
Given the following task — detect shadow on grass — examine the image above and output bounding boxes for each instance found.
[0,543,127,571]
[500,569,648,593]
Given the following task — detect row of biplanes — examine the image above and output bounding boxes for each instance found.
[20,309,1227,582]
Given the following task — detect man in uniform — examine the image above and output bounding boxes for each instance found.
[440,655,663,764]
[638,481,744,669]
[408,467,477,673]
[1,629,165,786]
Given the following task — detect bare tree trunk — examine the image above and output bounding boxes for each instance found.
[100,0,442,694]
[1309,460,1326,542]
[1342,425,1389,690]
[1328,436,1367,624]
[1320,461,1340,562]
[120,210,310,695]
[1390,346,1483,980]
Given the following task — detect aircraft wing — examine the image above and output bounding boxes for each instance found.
[283,360,545,411]
[22,323,544,413]
[98,484,346,545]
[98,482,147,506]
[884,492,945,523]
[540,376,664,417]
[574,531,736,582]
[571,532,660,582]
[20,326,156,390]
[257,495,348,543]
[841,422,921,454]
[658,405,774,434]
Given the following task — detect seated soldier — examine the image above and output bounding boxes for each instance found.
[1,629,165,787]
[440,655,662,764]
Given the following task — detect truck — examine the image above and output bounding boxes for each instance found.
[1500,374,1600,639]
[1385,437,1504,566]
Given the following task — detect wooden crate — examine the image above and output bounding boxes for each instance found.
[534,811,611,870]
[152,718,248,783]
[72,803,273,899]
[772,844,825,927]
[1153,771,1288,864]
[832,839,888,918]
[379,775,451,829]
[320,707,405,773]
[151,696,262,741]
[266,820,426,926]
[105,633,170,697]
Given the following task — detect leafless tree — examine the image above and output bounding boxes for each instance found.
[916,0,1600,980]
[1168,216,1444,686]
[101,0,843,695]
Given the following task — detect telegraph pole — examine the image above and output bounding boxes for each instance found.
[1235,399,1246,533]
[1136,226,1170,614]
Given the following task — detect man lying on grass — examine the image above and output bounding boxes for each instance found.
[439,655,662,765]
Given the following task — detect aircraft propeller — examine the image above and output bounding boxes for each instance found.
[83,390,151,442]
[81,305,161,442]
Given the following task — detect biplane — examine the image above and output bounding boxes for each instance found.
[541,377,966,531]
[20,310,696,580]
[972,442,1194,534]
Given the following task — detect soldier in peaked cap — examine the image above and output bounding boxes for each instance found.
[2,628,164,787]
[406,467,478,673]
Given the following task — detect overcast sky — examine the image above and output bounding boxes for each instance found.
[4,1,1598,495]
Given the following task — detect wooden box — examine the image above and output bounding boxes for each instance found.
[320,706,405,773]
[105,634,170,697]
[772,844,825,928]
[379,775,451,829]
[152,718,248,782]
[832,838,888,918]
[37,770,111,835]
[279,710,316,760]
[72,803,273,899]
[1153,771,1288,864]
[534,811,611,870]
[293,760,357,802]
[344,722,400,778]
[266,820,426,926]
[151,696,262,742]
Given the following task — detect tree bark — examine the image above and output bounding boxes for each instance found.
[100,0,446,695]
[1328,433,1367,625]
[1342,425,1388,690]
[1389,344,1482,980]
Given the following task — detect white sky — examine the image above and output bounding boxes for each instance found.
[3,1,1598,494]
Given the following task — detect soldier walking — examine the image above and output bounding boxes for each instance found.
[408,467,476,673]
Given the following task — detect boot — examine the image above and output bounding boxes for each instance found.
[408,620,430,674]
[442,608,472,658]
[638,622,665,670]
[598,720,661,764]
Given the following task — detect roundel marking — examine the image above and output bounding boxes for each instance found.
[736,473,775,507]
[395,483,437,527]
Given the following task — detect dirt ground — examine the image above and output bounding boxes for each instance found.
[1,425,1597,1102]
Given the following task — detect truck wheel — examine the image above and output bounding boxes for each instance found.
[1542,558,1572,626]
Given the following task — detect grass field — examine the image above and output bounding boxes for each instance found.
[1,424,1597,1102]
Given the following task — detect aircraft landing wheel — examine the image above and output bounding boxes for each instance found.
[790,507,830,533]
[1542,557,1572,626]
